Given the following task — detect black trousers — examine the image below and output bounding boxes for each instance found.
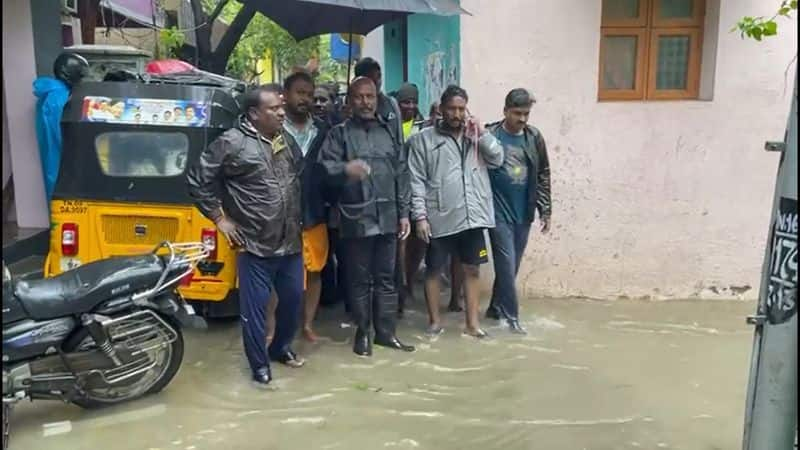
[342,233,398,338]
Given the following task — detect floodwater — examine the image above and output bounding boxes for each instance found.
[9,298,756,450]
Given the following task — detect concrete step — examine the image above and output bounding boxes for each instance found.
[2,226,49,265]
[7,255,45,281]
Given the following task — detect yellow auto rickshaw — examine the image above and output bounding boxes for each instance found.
[45,72,245,317]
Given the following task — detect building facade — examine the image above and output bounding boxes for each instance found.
[2,0,169,234]
[367,0,797,300]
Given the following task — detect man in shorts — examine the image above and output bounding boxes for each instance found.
[407,85,503,338]
[282,70,332,342]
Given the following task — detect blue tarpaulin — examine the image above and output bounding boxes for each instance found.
[330,33,362,63]
[33,77,70,204]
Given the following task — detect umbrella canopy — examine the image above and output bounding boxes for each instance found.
[246,0,469,41]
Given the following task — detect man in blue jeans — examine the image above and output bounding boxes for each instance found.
[187,85,306,387]
[485,88,552,334]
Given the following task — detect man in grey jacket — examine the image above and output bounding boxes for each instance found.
[407,85,504,339]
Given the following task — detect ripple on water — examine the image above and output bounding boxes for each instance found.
[527,316,566,331]
[397,411,445,418]
[410,388,455,397]
[384,438,421,447]
[510,416,639,426]
[607,320,722,335]
[294,393,335,403]
[551,364,590,371]
[413,361,491,373]
[337,359,391,370]
[508,343,562,354]
[280,417,326,425]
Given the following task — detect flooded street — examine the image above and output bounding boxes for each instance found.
[9,298,756,450]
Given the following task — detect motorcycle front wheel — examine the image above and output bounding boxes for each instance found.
[70,313,185,409]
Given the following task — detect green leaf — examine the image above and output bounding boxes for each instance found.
[763,21,778,35]
[779,7,791,15]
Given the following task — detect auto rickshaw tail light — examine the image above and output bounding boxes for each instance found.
[61,223,78,256]
[201,228,218,260]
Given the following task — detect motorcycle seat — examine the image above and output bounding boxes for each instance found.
[14,254,165,320]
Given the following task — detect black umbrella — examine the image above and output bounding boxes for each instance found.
[245,0,470,41]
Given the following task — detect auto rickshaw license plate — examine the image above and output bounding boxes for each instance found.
[60,257,82,272]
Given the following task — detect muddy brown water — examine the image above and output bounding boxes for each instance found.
[8,298,756,450]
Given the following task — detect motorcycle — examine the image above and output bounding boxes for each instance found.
[2,242,209,450]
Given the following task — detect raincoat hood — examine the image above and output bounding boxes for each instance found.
[33,77,69,99]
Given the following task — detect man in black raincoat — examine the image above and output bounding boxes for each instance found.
[187,85,305,386]
[321,76,415,357]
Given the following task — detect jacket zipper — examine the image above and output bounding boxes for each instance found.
[257,136,288,245]
[447,133,473,229]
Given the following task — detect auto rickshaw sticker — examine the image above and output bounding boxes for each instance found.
[81,96,210,127]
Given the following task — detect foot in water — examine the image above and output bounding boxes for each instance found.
[302,327,319,343]
[425,324,444,338]
[274,350,306,368]
[463,328,489,339]
[508,320,527,335]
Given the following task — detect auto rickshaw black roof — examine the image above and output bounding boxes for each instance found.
[54,74,243,205]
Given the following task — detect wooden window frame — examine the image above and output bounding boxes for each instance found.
[646,28,702,99]
[599,0,705,101]
[601,0,649,27]
[652,0,706,27]
[598,28,649,101]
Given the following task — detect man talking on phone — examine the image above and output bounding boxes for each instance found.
[407,85,504,339]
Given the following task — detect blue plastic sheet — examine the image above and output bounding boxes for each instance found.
[33,77,70,203]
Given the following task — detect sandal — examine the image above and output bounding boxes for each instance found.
[425,324,444,337]
[463,328,489,339]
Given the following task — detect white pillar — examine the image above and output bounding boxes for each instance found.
[363,26,385,69]
[2,0,49,228]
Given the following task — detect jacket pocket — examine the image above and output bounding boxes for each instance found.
[424,188,441,213]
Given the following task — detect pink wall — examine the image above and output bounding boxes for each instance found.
[2,0,49,228]
[460,0,797,300]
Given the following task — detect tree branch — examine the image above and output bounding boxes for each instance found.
[208,1,257,73]
[208,0,231,24]
[189,0,212,65]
